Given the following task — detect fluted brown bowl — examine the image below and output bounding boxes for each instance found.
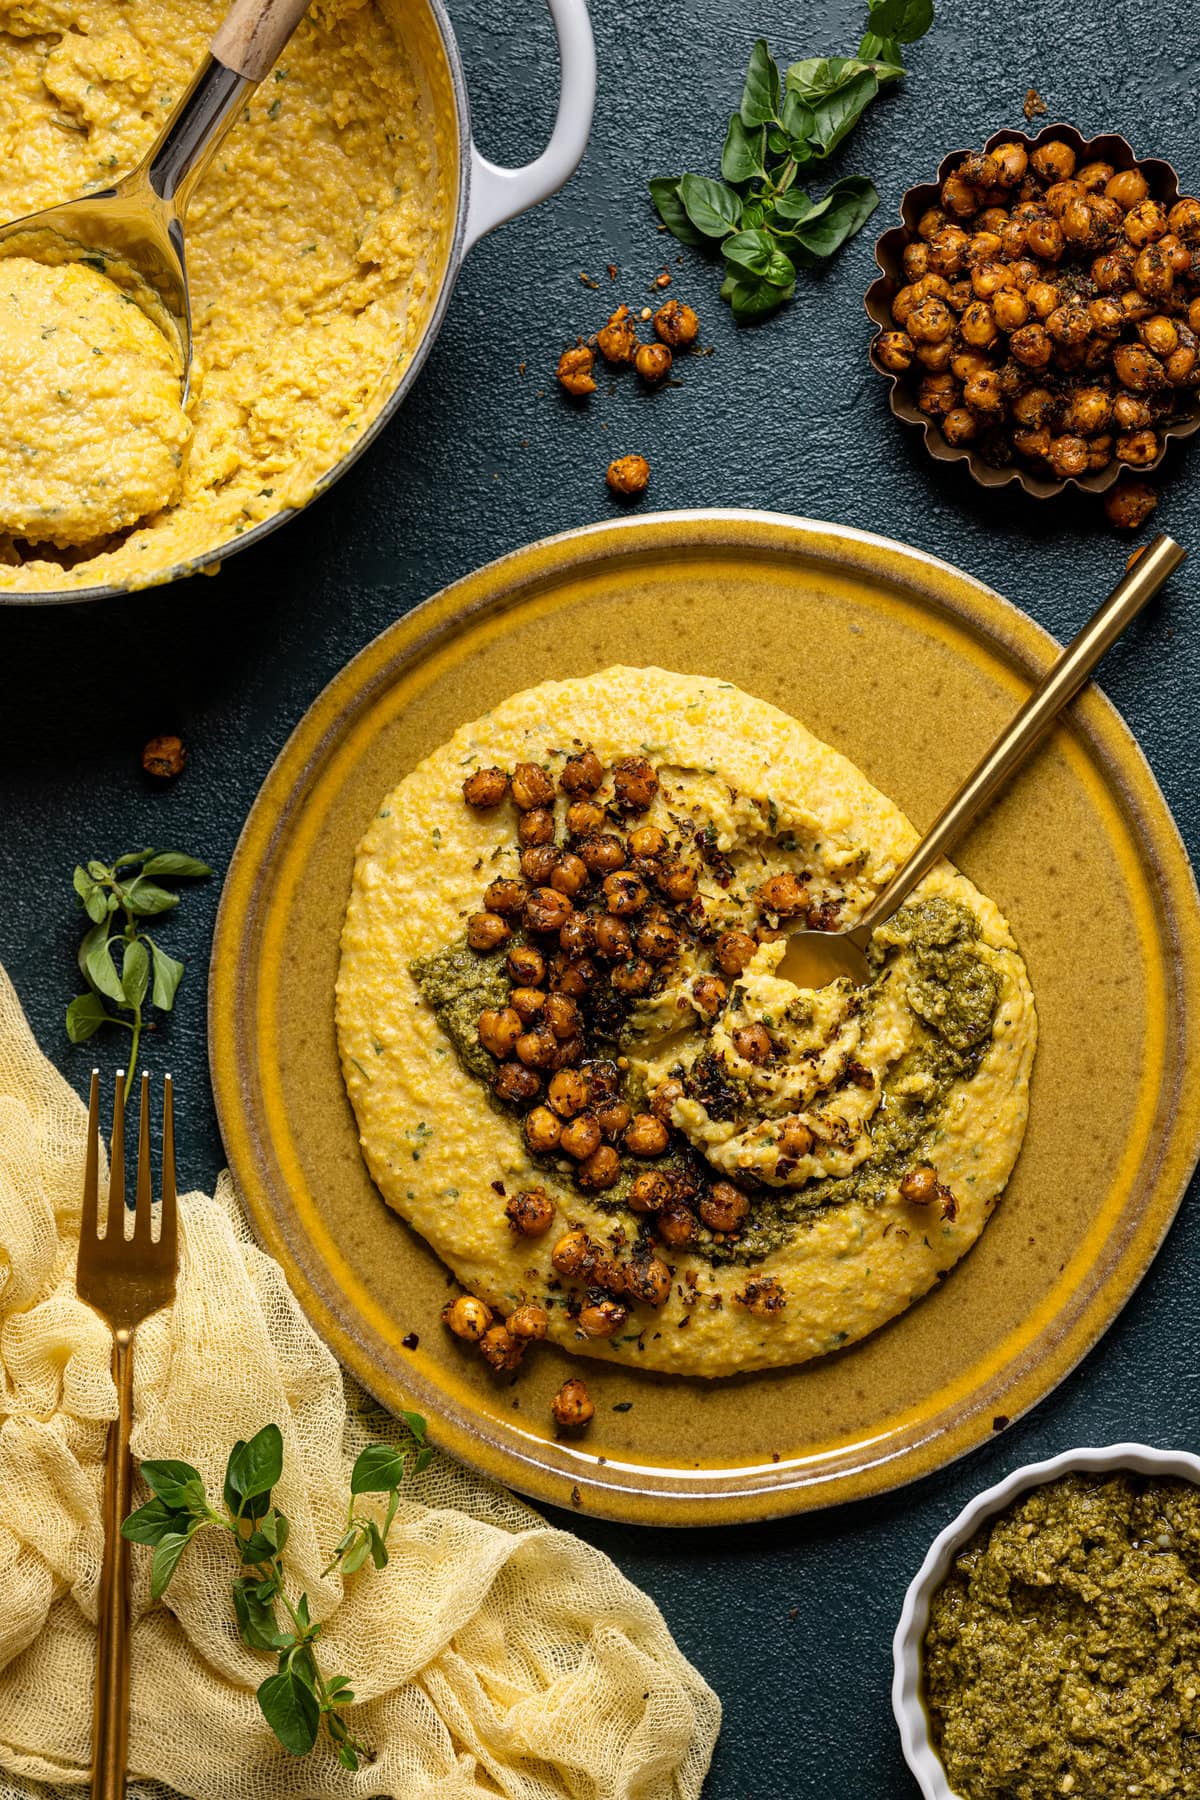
[865,123,1200,498]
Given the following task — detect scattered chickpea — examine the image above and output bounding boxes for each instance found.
[548,1068,590,1118]
[577,1299,628,1338]
[505,1187,556,1236]
[653,299,699,347]
[566,798,607,836]
[732,1023,773,1064]
[656,1202,696,1247]
[757,872,809,916]
[607,454,650,497]
[560,1112,603,1160]
[560,749,603,795]
[715,929,756,976]
[691,974,727,1018]
[1104,479,1158,530]
[899,1164,940,1205]
[462,766,508,807]
[597,1099,632,1140]
[628,1170,674,1213]
[612,755,659,812]
[478,1006,523,1059]
[876,330,915,373]
[479,1324,525,1372]
[521,844,560,884]
[700,1182,750,1233]
[556,345,596,396]
[507,1302,549,1341]
[635,342,673,384]
[624,1113,669,1158]
[494,1063,542,1105]
[579,833,627,874]
[597,304,638,364]
[610,956,655,995]
[1116,427,1160,466]
[623,1254,672,1307]
[524,887,574,933]
[517,806,554,847]
[577,1144,622,1190]
[550,851,589,896]
[443,1294,493,1341]
[524,1106,562,1153]
[552,1377,594,1429]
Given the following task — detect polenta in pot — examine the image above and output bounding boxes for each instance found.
[0,0,453,591]
[336,669,1038,1380]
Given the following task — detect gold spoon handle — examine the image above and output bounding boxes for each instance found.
[855,533,1186,938]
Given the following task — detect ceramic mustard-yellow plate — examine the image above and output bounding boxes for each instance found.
[208,511,1200,1526]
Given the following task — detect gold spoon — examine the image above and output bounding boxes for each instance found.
[777,532,1186,991]
[0,0,312,397]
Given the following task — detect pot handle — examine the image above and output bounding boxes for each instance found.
[464,0,596,252]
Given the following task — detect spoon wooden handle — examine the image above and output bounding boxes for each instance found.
[855,533,1186,937]
[212,0,313,82]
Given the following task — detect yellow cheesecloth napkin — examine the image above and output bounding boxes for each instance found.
[0,963,720,1800]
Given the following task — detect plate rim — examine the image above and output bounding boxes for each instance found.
[208,508,1200,1525]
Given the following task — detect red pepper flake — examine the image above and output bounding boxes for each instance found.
[401,1332,419,1350]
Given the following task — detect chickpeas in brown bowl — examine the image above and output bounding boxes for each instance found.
[865,124,1200,497]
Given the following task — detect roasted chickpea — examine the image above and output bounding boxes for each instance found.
[517,806,555,847]
[592,914,632,960]
[443,1294,493,1341]
[1106,167,1150,210]
[959,150,1001,190]
[990,141,1028,186]
[628,1170,674,1213]
[653,299,699,346]
[603,870,648,915]
[524,1105,562,1152]
[1062,387,1112,434]
[505,1185,557,1238]
[550,852,588,897]
[635,341,672,384]
[1025,213,1065,261]
[941,407,977,446]
[1012,426,1052,459]
[557,345,596,396]
[467,910,512,951]
[517,1026,559,1070]
[1104,479,1158,529]
[998,218,1028,259]
[1124,198,1168,247]
[479,1324,524,1372]
[511,761,555,810]
[636,917,680,961]
[1167,343,1198,385]
[597,1100,632,1139]
[506,944,544,988]
[946,278,974,313]
[577,1299,628,1339]
[951,348,993,382]
[992,286,1029,331]
[970,261,1008,301]
[1024,279,1060,320]
[494,1062,542,1105]
[699,1181,750,1233]
[624,1254,672,1308]
[560,750,603,796]
[560,1113,602,1161]
[1120,287,1154,324]
[478,1008,521,1058]
[1088,196,1124,242]
[928,225,971,277]
[1031,139,1076,183]
[462,767,509,807]
[551,1377,594,1429]
[577,1144,622,1191]
[1086,434,1114,472]
[521,844,559,884]
[1044,179,1086,221]
[1113,390,1153,429]
[1169,197,1200,241]
[779,1118,815,1157]
[917,205,946,241]
[1139,314,1180,357]
[1010,322,1053,368]
[941,172,980,218]
[732,1023,773,1064]
[1116,428,1160,466]
[963,369,1004,413]
[579,834,626,875]
[891,282,922,327]
[624,1113,669,1158]
[1046,300,1090,344]
[543,992,579,1041]
[1113,343,1166,391]
[902,240,931,280]
[1158,232,1191,274]
[507,1302,549,1340]
[958,300,998,348]
[610,956,655,996]
[1060,197,1100,246]
[656,858,697,903]
[1076,160,1115,194]
[510,987,546,1024]
[612,755,659,812]
[650,1078,683,1122]
[1010,385,1054,427]
[551,1229,592,1275]
[548,1068,591,1118]
[715,929,757,976]
[566,802,607,843]
[899,1164,940,1205]
[1089,295,1124,338]
[596,304,638,365]
[757,871,809,916]
[691,974,727,1018]
[607,455,650,498]
[558,913,593,958]
[524,887,574,934]
[1047,434,1089,479]
[1133,242,1174,300]
[1092,248,1134,292]
[656,1202,696,1247]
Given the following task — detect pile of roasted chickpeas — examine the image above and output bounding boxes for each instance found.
[874,135,1200,483]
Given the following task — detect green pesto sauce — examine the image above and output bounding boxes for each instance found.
[925,1473,1200,1800]
[410,896,1000,1266]
[409,941,509,1083]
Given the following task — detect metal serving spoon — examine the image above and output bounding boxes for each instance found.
[0,0,312,397]
[777,532,1186,991]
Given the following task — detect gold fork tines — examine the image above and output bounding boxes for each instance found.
[76,1071,179,1800]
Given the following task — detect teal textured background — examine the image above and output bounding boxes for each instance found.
[3,1,1200,1792]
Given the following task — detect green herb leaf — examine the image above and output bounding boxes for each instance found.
[340,1536,371,1576]
[66,993,110,1043]
[121,1495,193,1546]
[721,266,796,319]
[398,1410,428,1445]
[150,1528,194,1599]
[779,89,815,140]
[225,1423,284,1511]
[140,852,212,879]
[140,1459,208,1512]
[366,1520,389,1570]
[121,938,150,1011]
[648,176,705,245]
[147,939,184,1011]
[678,173,743,239]
[857,32,905,76]
[722,230,796,286]
[80,921,124,1004]
[350,1443,407,1495]
[73,865,108,924]
[806,68,879,157]
[739,38,780,126]
[258,1667,320,1757]
[121,880,181,917]
[232,1577,288,1651]
[790,175,879,255]
[769,188,814,222]
[720,114,766,182]
[867,0,933,43]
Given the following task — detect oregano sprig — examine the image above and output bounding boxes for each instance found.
[66,848,212,1095]
[122,1417,433,1769]
[650,0,934,320]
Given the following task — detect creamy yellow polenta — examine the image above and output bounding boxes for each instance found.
[0,0,452,589]
[0,255,190,545]
[337,668,1038,1379]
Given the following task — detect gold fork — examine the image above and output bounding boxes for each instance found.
[76,1069,179,1800]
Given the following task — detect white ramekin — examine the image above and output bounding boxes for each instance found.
[892,1442,1200,1799]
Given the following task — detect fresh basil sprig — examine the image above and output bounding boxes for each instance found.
[123,1417,433,1769]
[650,0,933,320]
[66,847,211,1096]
